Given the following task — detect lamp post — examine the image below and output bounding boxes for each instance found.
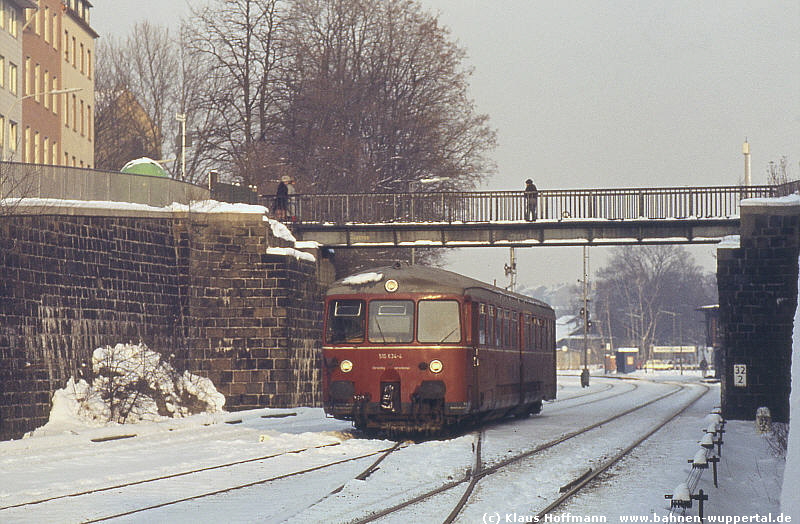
[5,88,83,155]
[6,87,83,114]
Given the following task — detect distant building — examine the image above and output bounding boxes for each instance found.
[555,315,603,369]
[94,88,161,171]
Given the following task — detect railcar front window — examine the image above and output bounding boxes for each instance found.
[326,300,365,343]
[369,300,414,343]
[418,300,461,343]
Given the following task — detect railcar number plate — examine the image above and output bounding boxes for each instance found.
[733,364,747,387]
[378,353,402,359]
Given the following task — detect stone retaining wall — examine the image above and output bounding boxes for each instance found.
[0,207,322,440]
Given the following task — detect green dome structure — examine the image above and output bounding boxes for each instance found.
[120,158,169,177]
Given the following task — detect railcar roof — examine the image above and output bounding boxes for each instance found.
[326,264,551,311]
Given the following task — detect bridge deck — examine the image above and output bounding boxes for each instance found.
[292,184,795,247]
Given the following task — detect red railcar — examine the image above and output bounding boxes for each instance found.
[322,264,556,433]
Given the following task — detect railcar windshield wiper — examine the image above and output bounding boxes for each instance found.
[439,327,458,343]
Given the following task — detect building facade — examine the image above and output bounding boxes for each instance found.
[21,0,61,165]
[59,0,95,167]
[0,0,36,160]
[15,0,95,168]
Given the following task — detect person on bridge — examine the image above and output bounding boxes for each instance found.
[524,179,538,221]
[274,176,289,220]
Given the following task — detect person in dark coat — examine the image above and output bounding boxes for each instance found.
[524,178,538,221]
[274,176,289,219]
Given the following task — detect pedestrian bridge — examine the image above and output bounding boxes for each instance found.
[292,183,799,248]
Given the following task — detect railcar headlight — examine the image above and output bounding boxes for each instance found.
[340,360,353,373]
[429,359,443,373]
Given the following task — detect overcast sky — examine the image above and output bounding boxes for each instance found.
[92,1,799,290]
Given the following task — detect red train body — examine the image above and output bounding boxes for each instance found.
[322,264,557,433]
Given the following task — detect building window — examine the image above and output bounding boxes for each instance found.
[80,100,84,135]
[52,12,57,49]
[64,91,69,127]
[9,8,16,38]
[43,70,49,109]
[9,62,17,95]
[0,115,5,155]
[87,105,92,141]
[87,49,91,79]
[0,56,4,88]
[34,63,40,102]
[43,6,49,43]
[51,140,57,164]
[34,131,40,163]
[64,30,69,61]
[72,36,76,67]
[80,43,84,73]
[24,57,29,96]
[23,126,29,162]
[9,121,17,152]
[72,94,77,129]
[51,76,57,114]
[0,4,5,33]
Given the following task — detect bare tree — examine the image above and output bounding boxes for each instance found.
[279,0,496,194]
[592,245,716,362]
[766,156,792,186]
[187,0,286,188]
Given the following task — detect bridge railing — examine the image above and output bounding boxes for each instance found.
[294,185,778,224]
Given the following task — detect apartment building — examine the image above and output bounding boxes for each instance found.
[59,0,95,168]
[0,0,36,160]
[18,0,95,168]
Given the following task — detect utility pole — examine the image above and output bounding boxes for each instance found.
[504,247,517,292]
[176,113,187,180]
[580,246,590,387]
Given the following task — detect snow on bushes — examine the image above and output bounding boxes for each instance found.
[52,343,226,426]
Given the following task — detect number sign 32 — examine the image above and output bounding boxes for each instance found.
[733,364,747,387]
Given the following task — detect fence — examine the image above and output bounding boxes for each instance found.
[293,185,779,224]
[0,161,209,207]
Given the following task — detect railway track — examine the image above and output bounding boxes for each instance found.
[345,380,707,523]
[0,439,403,523]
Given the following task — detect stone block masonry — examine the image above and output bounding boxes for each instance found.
[717,201,799,422]
[0,206,322,440]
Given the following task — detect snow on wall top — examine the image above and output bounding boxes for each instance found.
[741,194,800,207]
[717,235,740,249]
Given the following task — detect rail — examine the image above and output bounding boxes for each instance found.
[293,185,783,224]
[0,161,209,207]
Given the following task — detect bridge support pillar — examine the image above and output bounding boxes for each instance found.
[717,199,799,422]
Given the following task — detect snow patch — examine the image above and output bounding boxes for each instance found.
[341,272,384,286]
[266,217,298,242]
[266,246,316,262]
[28,343,225,437]
[780,254,800,514]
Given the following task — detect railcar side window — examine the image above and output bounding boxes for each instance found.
[368,300,414,343]
[478,304,487,345]
[326,300,365,343]
[418,300,461,343]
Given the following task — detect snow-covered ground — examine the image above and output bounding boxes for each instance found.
[0,371,791,523]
